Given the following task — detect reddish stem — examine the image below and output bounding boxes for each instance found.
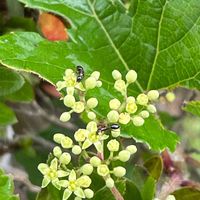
[111,186,124,200]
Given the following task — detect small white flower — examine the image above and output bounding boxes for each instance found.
[62,170,92,200]
[38,158,69,189]
[107,110,119,123]
[118,150,131,162]
[109,99,121,110]
[147,90,159,101]
[97,164,110,177]
[113,166,126,177]
[137,94,149,105]
[60,112,71,122]
[112,70,122,80]
[132,116,144,126]
[125,70,137,83]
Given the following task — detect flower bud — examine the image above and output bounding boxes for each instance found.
[84,189,94,199]
[66,87,74,95]
[74,129,88,142]
[107,110,119,123]
[111,129,120,138]
[106,177,114,188]
[139,110,149,118]
[107,139,120,152]
[87,98,98,109]
[113,166,126,177]
[91,71,100,80]
[76,175,91,187]
[119,112,131,124]
[72,101,85,113]
[112,70,122,80]
[81,164,94,175]
[90,156,101,167]
[96,81,102,87]
[166,92,176,102]
[147,104,157,113]
[147,90,159,101]
[61,136,73,148]
[125,70,137,83]
[59,152,71,165]
[64,95,75,107]
[56,81,65,91]
[85,77,97,89]
[60,112,71,122]
[109,99,121,110]
[74,197,82,200]
[97,164,110,177]
[126,145,137,154]
[53,133,65,143]
[86,121,98,132]
[126,102,137,114]
[132,116,144,126]
[118,150,131,162]
[114,79,126,93]
[127,96,135,103]
[72,145,82,155]
[53,146,62,158]
[166,195,176,200]
[87,112,96,120]
[137,94,149,105]
[65,69,73,76]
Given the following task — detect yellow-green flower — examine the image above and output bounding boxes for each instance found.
[82,121,109,152]
[38,158,69,190]
[62,170,92,200]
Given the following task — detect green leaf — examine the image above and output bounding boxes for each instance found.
[0,169,19,200]
[141,177,156,200]
[123,180,142,200]
[36,184,62,200]
[123,116,179,151]
[0,66,24,96]
[173,187,200,200]
[144,156,163,181]
[15,0,200,90]
[0,102,17,125]
[5,80,34,102]
[183,101,200,117]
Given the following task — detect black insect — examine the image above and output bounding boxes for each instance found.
[76,65,84,82]
[97,123,120,133]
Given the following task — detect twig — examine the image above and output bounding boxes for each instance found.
[111,187,124,200]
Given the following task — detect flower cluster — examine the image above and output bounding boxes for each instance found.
[56,69,102,122]
[39,119,137,199]
[38,68,161,199]
[107,70,159,126]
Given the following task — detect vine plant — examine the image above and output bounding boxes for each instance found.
[38,68,173,200]
[1,0,200,199]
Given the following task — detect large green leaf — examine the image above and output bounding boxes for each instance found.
[14,0,200,90]
[183,101,200,117]
[36,184,62,200]
[173,187,200,200]
[0,67,24,96]
[0,0,183,151]
[144,156,163,181]
[122,116,179,151]
[0,102,17,125]
[0,169,19,200]
[5,80,34,102]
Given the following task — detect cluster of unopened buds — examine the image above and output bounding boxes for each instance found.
[108,69,159,126]
[38,67,161,200]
